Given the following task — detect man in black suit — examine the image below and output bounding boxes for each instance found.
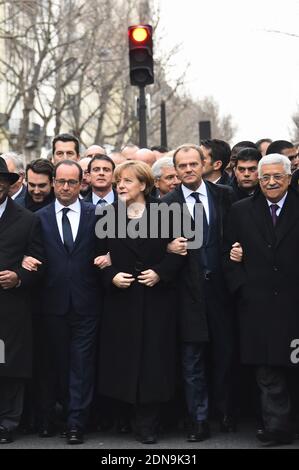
[163,144,236,441]
[18,159,55,212]
[200,139,231,185]
[224,153,299,446]
[229,147,262,200]
[35,160,101,444]
[84,154,117,206]
[0,157,45,444]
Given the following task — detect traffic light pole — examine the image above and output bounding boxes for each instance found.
[139,86,147,148]
[160,100,167,148]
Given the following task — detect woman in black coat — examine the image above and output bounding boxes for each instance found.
[95,161,184,444]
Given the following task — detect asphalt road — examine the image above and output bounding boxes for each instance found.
[1,422,298,450]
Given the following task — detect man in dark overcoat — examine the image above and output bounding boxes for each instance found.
[163,144,236,441]
[0,157,45,444]
[223,153,299,446]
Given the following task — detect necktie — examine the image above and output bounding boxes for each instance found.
[190,192,208,244]
[97,199,107,206]
[62,207,74,252]
[270,204,279,226]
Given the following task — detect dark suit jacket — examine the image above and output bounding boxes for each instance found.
[223,188,299,366]
[162,181,235,342]
[38,200,101,317]
[0,198,45,378]
[13,184,26,203]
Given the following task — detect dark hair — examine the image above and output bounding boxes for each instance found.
[54,160,82,181]
[26,158,54,182]
[255,138,272,149]
[200,139,231,174]
[173,143,204,167]
[150,145,169,153]
[235,147,262,164]
[266,140,294,155]
[52,133,80,156]
[87,154,115,173]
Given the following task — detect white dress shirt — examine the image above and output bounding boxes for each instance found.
[182,181,210,224]
[92,189,115,206]
[11,185,23,200]
[55,199,81,243]
[266,192,288,217]
[0,197,8,218]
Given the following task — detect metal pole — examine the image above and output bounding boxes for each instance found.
[160,100,167,148]
[139,86,147,147]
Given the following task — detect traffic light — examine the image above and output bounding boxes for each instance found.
[128,24,154,87]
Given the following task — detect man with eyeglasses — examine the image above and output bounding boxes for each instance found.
[230,147,262,200]
[26,160,101,444]
[224,153,299,446]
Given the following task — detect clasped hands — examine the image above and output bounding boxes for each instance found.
[112,270,160,289]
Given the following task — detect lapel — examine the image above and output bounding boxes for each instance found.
[0,198,20,235]
[72,200,92,252]
[250,192,276,245]
[46,203,67,252]
[274,189,299,247]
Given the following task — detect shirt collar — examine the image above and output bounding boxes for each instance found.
[182,180,207,199]
[92,189,114,205]
[11,185,23,200]
[0,197,8,216]
[266,191,288,209]
[55,198,81,214]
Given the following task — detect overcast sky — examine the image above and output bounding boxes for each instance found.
[156,0,299,144]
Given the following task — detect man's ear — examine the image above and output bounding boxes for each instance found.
[213,160,223,171]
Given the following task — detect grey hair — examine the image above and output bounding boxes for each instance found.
[258,153,291,177]
[151,156,175,179]
[2,152,25,174]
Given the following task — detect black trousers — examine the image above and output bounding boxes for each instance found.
[204,274,234,416]
[0,377,24,431]
[41,309,98,430]
[256,365,291,433]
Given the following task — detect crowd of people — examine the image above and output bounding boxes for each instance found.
[0,133,299,447]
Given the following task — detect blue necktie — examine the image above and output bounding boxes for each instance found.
[190,192,208,244]
[97,199,107,206]
[62,208,74,252]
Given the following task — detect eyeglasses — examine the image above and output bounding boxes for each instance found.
[259,173,287,183]
[55,179,79,187]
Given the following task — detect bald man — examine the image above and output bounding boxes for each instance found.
[84,145,106,159]
[134,148,156,167]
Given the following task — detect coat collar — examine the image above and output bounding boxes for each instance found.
[250,188,299,247]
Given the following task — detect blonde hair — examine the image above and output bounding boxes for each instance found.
[114,161,154,196]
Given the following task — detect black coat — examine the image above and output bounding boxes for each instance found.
[162,182,235,342]
[96,200,184,404]
[0,198,45,378]
[223,189,299,366]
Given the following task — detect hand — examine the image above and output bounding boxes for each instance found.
[167,237,188,256]
[94,252,112,269]
[112,272,135,289]
[0,270,19,289]
[137,269,160,287]
[22,256,42,272]
[230,242,243,263]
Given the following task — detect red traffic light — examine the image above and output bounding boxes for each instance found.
[128,25,154,87]
[131,26,149,43]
